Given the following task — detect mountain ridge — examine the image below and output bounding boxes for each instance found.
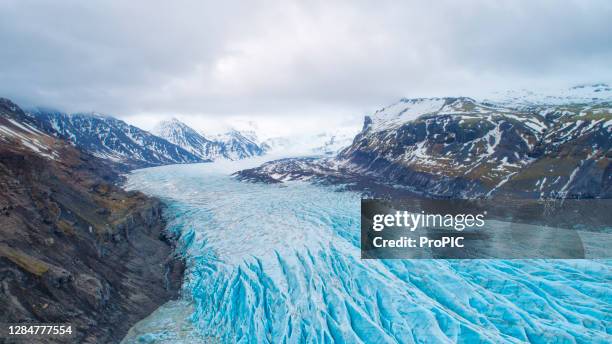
[26,109,206,169]
[236,93,611,199]
[153,118,265,161]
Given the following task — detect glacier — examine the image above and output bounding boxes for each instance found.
[122,160,611,344]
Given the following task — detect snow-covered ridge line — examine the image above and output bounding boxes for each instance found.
[27,109,204,168]
[239,89,611,199]
[153,118,265,161]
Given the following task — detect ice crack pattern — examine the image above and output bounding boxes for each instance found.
[122,161,611,344]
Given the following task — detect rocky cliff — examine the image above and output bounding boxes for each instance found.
[0,98,184,343]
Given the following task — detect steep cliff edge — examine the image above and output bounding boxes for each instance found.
[0,98,184,343]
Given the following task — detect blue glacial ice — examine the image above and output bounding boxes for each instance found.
[122,160,611,344]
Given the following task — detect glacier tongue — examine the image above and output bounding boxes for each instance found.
[123,162,611,344]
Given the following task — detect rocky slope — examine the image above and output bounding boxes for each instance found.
[237,93,611,199]
[28,109,204,169]
[0,98,184,343]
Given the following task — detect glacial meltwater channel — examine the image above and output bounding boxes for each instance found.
[121,159,611,344]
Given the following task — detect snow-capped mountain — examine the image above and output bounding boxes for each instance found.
[238,94,611,199]
[152,118,224,160]
[209,129,265,160]
[153,118,265,161]
[338,96,610,198]
[155,117,355,160]
[27,110,204,168]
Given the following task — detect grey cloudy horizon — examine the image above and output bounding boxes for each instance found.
[1,0,611,135]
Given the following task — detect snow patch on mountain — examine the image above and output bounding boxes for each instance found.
[0,119,59,160]
[0,100,62,160]
[369,97,446,132]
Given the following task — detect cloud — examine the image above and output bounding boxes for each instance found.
[1,0,611,131]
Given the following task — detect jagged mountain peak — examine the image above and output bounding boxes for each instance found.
[26,109,203,168]
[152,117,202,138]
[153,119,265,161]
[151,118,222,160]
[214,128,255,143]
[165,117,191,128]
[208,128,265,160]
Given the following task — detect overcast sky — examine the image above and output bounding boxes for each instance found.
[1,0,611,136]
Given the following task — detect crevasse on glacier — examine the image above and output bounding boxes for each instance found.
[124,162,611,344]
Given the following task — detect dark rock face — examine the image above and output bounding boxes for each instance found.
[27,108,204,169]
[0,98,184,343]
